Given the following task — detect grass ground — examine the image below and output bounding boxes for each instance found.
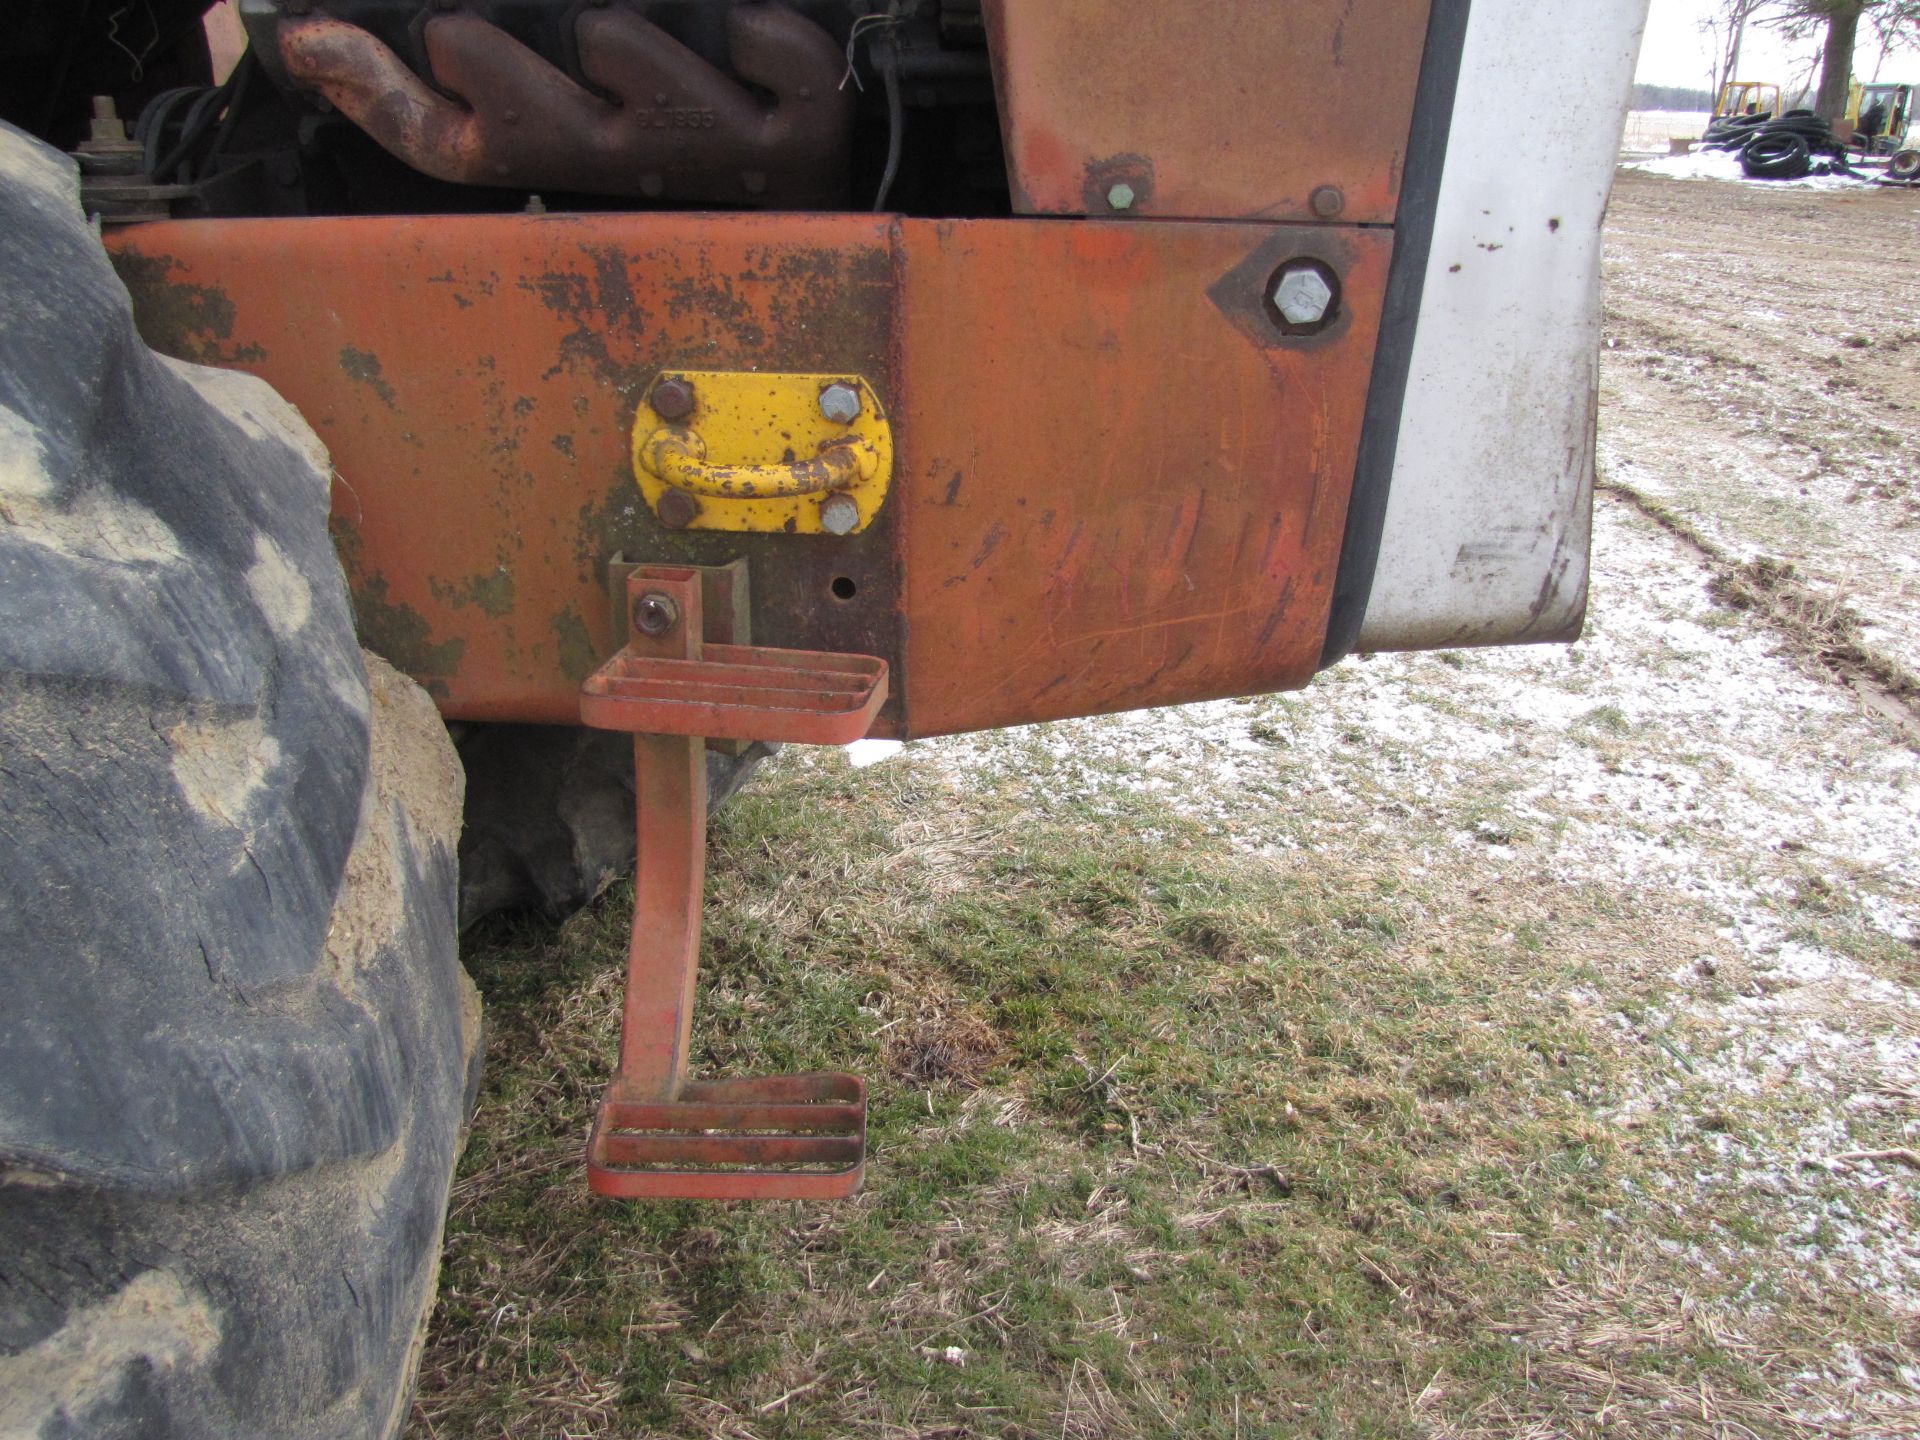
[409,173,1920,1439]
[418,732,1916,1436]
[427,772,1633,1438]
[413,522,1919,1440]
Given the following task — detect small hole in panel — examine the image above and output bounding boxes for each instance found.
[830,576,858,601]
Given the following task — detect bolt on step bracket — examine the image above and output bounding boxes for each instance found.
[580,564,886,1200]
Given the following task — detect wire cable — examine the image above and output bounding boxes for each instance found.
[872,29,903,212]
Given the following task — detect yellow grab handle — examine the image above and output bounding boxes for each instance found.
[628,372,893,535]
[640,427,875,500]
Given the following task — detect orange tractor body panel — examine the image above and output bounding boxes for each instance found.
[110,200,1395,740]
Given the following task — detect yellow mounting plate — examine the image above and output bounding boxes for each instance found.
[632,371,894,535]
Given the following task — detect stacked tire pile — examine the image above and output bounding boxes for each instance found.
[1701,108,1854,181]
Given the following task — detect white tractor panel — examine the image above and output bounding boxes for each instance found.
[1356,0,1650,652]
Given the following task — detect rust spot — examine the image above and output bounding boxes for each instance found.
[331,522,466,677]
[428,569,516,618]
[110,252,265,365]
[339,346,398,407]
[351,570,466,674]
[552,608,601,683]
[583,246,643,330]
[1081,152,1155,213]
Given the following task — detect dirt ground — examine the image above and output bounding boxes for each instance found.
[1603,167,1920,685]
[411,172,1920,1439]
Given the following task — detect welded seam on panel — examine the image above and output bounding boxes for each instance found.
[1316,0,1472,669]
[885,215,912,736]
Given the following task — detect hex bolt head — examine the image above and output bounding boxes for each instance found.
[650,377,695,421]
[819,493,861,535]
[1271,263,1337,330]
[1106,181,1136,211]
[818,382,862,425]
[655,489,700,530]
[633,591,679,637]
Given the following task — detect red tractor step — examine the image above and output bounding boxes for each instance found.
[579,566,885,1201]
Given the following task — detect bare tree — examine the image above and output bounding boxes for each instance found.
[1701,0,1772,99]
[1863,0,1920,77]
[1765,0,1920,121]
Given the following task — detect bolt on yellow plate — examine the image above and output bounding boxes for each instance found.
[632,371,894,535]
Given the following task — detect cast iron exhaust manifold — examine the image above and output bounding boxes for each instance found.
[280,3,853,207]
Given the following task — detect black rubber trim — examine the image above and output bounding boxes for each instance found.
[1317,0,1473,668]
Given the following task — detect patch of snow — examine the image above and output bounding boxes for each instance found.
[846,738,906,769]
[1625,148,1874,191]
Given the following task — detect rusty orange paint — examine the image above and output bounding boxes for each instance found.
[897,220,1391,734]
[983,0,1433,223]
[108,211,1388,739]
[110,213,901,725]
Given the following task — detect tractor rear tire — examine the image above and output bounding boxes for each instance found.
[0,124,479,1439]
[456,725,776,927]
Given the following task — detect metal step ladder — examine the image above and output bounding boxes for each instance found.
[578,564,885,1200]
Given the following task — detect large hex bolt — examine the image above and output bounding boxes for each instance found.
[1106,181,1136,211]
[633,591,679,636]
[1270,262,1337,332]
[819,493,861,535]
[655,489,700,530]
[818,382,862,425]
[650,377,696,421]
